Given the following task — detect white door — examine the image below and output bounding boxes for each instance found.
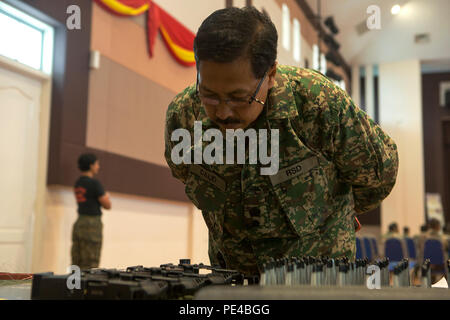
[0,65,42,273]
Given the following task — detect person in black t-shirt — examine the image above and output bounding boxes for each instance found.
[71,153,111,270]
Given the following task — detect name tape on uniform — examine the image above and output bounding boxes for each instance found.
[190,165,227,192]
[269,156,319,186]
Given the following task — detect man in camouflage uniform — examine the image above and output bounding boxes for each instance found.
[164,7,398,276]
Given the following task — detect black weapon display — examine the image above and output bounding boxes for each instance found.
[31,259,244,300]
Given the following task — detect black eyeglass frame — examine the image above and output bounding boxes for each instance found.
[195,70,268,107]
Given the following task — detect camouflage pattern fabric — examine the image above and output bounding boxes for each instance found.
[71,215,103,270]
[164,65,399,276]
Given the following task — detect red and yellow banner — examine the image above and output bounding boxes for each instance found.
[94,0,150,16]
[93,0,195,67]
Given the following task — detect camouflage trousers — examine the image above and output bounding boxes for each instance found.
[71,215,103,270]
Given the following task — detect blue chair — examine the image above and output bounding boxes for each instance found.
[404,237,417,260]
[362,237,373,261]
[370,238,379,257]
[356,237,364,260]
[384,238,404,271]
[423,239,445,264]
[423,239,446,277]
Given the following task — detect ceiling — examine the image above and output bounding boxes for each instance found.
[305,0,450,68]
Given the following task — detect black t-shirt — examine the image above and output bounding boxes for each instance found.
[74,176,105,216]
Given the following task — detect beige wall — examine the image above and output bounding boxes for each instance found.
[86,56,174,166]
[155,0,225,34]
[379,60,425,236]
[35,186,209,273]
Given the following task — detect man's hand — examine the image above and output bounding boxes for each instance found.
[99,192,112,210]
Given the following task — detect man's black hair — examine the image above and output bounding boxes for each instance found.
[78,153,97,172]
[420,224,428,233]
[194,6,278,78]
[388,222,398,232]
[403,226,409,234]
[428,218,441,230]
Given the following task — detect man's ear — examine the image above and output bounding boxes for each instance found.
[267,61,278,89]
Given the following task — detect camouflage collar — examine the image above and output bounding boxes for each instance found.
[266,68,299,120]
[196,104,216,129]
[193,66,298,127]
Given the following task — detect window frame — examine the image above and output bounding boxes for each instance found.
[0,1,54,74]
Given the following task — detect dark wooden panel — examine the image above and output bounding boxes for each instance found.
[59,143,188,202]
[357,207,380,226]
[443,121,450,227]
[444,120,450,145]
[422,73,450,225]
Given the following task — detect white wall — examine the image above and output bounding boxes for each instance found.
[379,59,425,235]
[365,65,375,119]
[351,65,360,106]
[34,186,209,273]
[155,0,225,33]
[352,0,450,65]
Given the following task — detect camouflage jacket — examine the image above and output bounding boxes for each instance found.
[165,65,398,276]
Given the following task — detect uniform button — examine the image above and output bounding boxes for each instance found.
[249,207,261,217]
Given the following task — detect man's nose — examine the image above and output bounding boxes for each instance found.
[215,103,234,120]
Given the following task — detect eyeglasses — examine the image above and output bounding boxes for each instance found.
[196,71,268,108]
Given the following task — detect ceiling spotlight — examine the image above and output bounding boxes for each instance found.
[391,4,401,15]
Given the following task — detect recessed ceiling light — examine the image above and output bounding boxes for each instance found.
[391,4,401,15]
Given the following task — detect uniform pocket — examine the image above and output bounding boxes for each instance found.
[184,168,227,241]
[271,157,333,237]
[243,186,298,239]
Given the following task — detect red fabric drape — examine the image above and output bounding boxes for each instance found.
[94,0,195,67]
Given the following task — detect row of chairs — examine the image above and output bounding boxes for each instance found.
[356,237,379,261]
[385,237,449,265]
[357,236,449,263]
[357,236,449,281]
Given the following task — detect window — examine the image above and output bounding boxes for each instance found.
[312,44,319,70]
[320,53,327,75]
[0,1,54,74]
[292,18,301,63]
[282,4,290,51]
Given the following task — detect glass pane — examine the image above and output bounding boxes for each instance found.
[313,44,319,70]
[282,4,290,51]
[292,19,300,62]
[0,11,43,70]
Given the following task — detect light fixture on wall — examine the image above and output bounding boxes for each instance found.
[391,4,401,15]
[90,50,101,70]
